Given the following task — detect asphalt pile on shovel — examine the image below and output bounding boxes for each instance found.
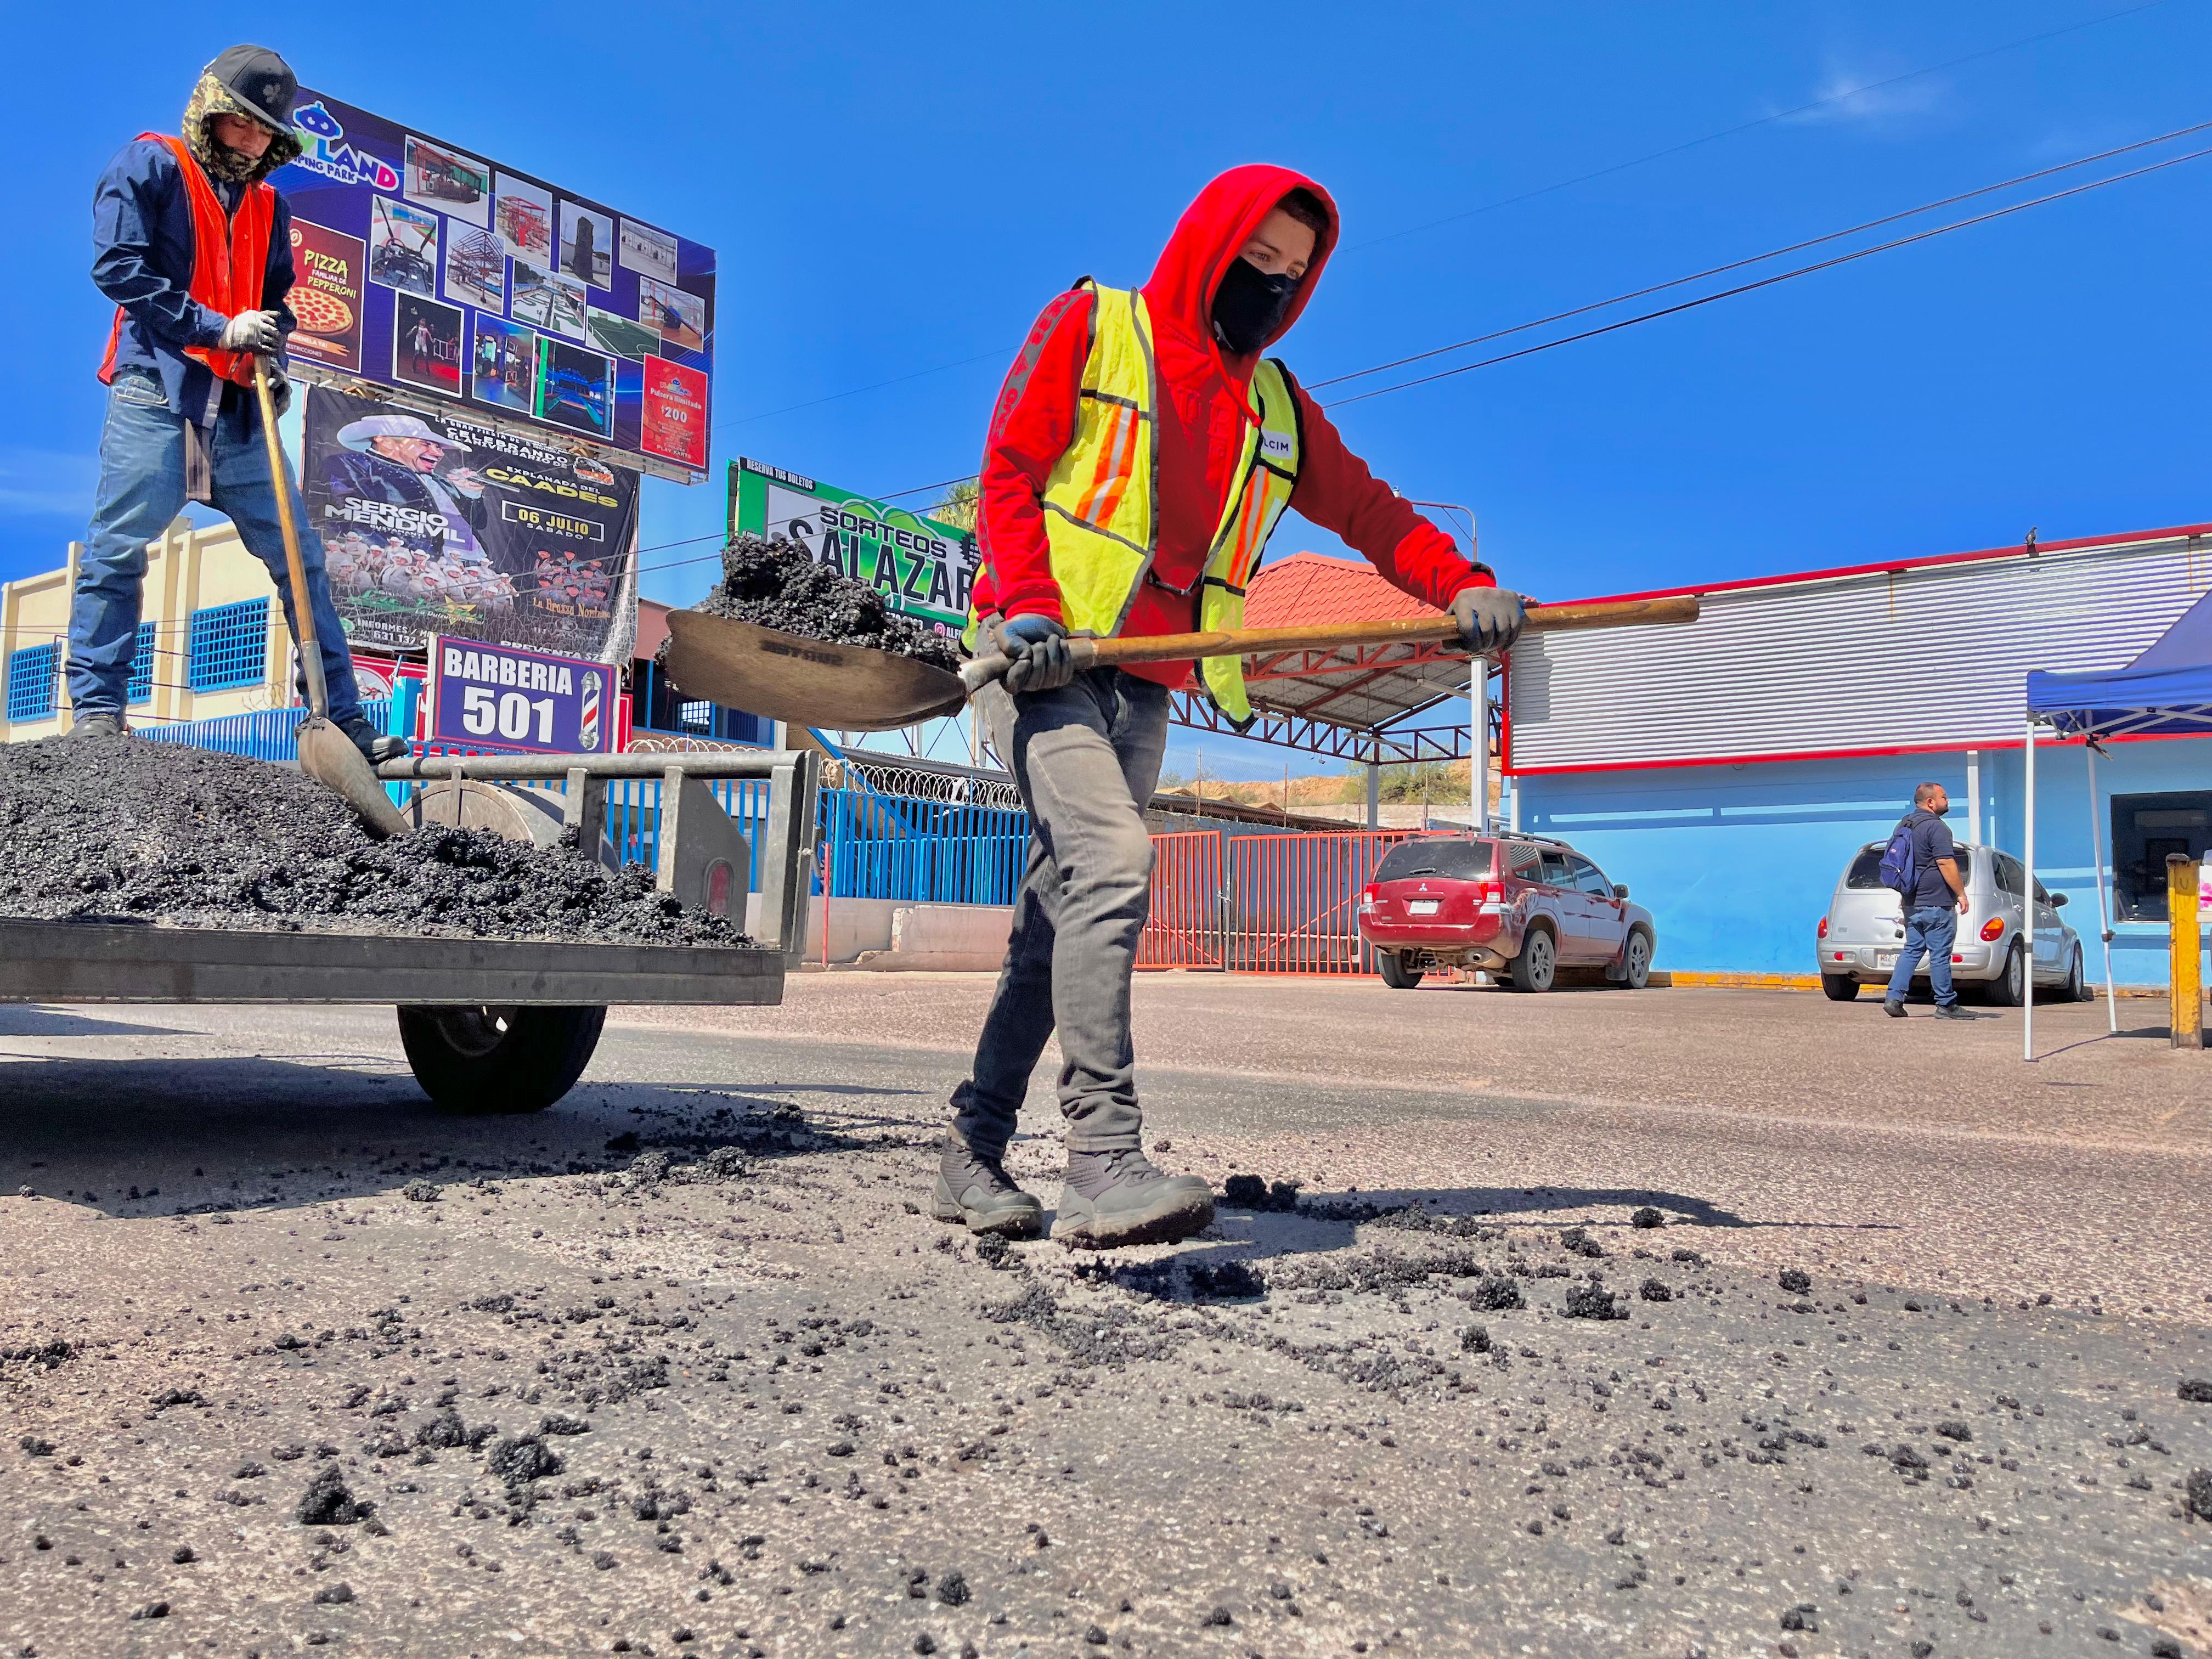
[669,533,962,673]
[0,735,746,947]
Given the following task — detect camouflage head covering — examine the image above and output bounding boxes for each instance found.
[183,71,301,185]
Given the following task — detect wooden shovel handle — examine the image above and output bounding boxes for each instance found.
[251,358,331,719]
[1074,592,1699,669]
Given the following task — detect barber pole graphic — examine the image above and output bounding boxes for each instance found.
[579,673,602,752]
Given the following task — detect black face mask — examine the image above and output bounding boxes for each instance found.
[1211,256,1299,356]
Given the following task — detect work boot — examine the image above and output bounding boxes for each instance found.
[1934,1003,1977,1021]
[69,713,126,738]
[932,1137,1043,1238]
[1052,1147,1215,1248]
[1883,998,1906,1018]
[336,714,411,765]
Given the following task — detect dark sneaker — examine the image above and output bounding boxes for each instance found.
[70,713,126,738]
[336,715,410,764]
[1052,1148,1215,1248]
[1883,998,1906,1018]
[1933,1003,1977,1020]
[932,1138,1042,1238]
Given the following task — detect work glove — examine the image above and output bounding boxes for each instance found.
[996,613,1076,695]
[1452,585,1527,656]
[218,309,284,354]
[263,362,292,418]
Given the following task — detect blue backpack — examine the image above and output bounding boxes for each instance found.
[1876,818,1918,898]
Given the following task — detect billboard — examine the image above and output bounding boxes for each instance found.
[426,636,618,755]
[727,457,979,640]
[300,385,637,662]
[271,92,714,483]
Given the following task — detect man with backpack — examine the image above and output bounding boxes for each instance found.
[1881,782,1973,1019]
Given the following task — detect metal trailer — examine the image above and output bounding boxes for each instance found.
[0,751,819,1115]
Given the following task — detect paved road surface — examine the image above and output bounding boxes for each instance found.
[1,977,2207,1658]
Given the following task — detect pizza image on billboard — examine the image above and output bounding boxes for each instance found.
[535,339,613,437]
[286,219,365,371]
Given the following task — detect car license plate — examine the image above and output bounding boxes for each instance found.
[1408,900,1441,916]
[1876,952,1898,969]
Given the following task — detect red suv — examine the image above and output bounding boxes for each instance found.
[1356,833,1657,992]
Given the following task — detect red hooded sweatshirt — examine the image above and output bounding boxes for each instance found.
[973,163,1490,689]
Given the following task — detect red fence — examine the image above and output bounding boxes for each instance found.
[1141,830,1410,975]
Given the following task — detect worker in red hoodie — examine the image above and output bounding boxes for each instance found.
[933,166,1525,1249]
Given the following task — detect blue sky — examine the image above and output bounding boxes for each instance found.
[8,1,2208,779]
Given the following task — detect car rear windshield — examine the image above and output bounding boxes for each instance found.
[1846,843,1973,887]
[1375,839,1496,883]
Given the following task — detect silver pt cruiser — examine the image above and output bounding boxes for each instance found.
[1816,839,2086,1005]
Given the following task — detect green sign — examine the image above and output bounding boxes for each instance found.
[727,457,978,638]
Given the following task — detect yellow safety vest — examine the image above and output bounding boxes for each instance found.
[973,279,1303,727]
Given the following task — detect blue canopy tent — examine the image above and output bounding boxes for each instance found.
[2022,586,2212,1056]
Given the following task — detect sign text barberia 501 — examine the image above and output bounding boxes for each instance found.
[427,636,617,754]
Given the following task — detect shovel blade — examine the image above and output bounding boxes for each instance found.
[297,716,411,839]
[662,610,968,732]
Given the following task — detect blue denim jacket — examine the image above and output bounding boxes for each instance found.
[91,137,298,418]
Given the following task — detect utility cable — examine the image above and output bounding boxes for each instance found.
[1321,139,2212,409]
[1310,117,2212,391]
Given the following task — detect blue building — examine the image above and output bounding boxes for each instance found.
[1504,523,2212,986]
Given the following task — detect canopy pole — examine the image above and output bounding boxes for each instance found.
[1966,749,1982,846]
[2022,718,2038,1063]
[2085,740,2118,1032]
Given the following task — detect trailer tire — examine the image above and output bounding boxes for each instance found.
[397,1005,606,1114]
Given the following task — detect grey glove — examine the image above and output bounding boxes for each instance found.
[996,613,1077,695]
[218,310,283,354]
[264,363,292,418]
[1452,585,1527,655]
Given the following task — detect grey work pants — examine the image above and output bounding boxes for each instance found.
[949,668,1170,1157]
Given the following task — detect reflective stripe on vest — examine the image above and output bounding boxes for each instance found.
[986,278,1301,728]
[99,133,275,390]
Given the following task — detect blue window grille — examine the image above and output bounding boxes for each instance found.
[6,643,59,723]
[188,598,269,691]
[126,621,158,706]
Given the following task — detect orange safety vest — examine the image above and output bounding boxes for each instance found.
[99,133,276,390]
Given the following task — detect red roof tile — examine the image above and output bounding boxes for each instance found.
[1243,551,1444,630]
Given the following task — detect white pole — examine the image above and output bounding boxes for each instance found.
[2022,719,2038,1062]
[1471,662,1491,837]
[2085,741,2119,1032]
[1966,749,1982,847]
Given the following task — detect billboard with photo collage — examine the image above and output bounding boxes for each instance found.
[270,91,714,483]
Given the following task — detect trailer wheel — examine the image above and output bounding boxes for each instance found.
[397,1005,607,1114]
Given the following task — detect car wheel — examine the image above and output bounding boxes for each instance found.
[2062,945,2085,1003]
[1620,929,1653,990]
[1376,950,1424,990]
[1506,926,1556,993]
[1821,973,1860,1002]
[1984,943,2026,1008]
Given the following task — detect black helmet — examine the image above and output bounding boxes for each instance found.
[202,44,298,134]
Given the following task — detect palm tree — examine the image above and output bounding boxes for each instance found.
[929,477,981,532]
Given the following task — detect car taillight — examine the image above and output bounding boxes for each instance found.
[1358,884,1378,909]
[1979,917,2005,942]
[1478,881,1502,905]
[1817,917,1828,939]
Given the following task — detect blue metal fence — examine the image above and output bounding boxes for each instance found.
[140,699,397,760]
[187,599,270,691]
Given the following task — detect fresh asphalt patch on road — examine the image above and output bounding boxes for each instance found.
[1,1021,2208,1657]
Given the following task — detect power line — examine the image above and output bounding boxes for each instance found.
[1321,139,2212,409]
[1341,0,2180,254]
[1309,118,2212,392]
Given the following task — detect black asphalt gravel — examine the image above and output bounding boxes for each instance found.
[672,533,962,672]
[0,735,747,946]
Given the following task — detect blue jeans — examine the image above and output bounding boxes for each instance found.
[69,370,363,725]
[950,669,1171,1155]
[1887,905,1959,1007]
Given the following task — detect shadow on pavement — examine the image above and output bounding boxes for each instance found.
[0,1054,929,1221]
[0,1007,198,1039]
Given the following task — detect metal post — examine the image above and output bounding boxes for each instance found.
[2170,854,2203,1050]
[2022,719,2037,1063]
[1966,749,1982,847]
[1471,662,1491,837]
[1365,740,1381,831]
[2084,742,2118,1033]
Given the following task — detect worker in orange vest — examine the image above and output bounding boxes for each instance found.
[71,46,403,759]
